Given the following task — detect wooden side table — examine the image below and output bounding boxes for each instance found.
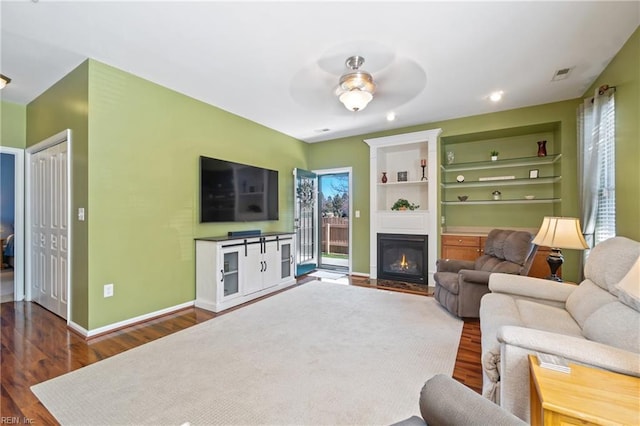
[528,354,640,425]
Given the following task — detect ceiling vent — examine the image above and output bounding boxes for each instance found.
[551,67,573,81]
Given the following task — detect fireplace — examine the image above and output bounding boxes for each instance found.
[377,233,428,284]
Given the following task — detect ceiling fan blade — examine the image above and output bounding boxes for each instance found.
[373,57,427,105]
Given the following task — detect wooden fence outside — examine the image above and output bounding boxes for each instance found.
[321,217,349,255]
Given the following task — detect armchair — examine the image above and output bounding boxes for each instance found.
[391,374,526,426]
[434,229,536,318]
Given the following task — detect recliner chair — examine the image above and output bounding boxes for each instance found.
[391,374,526,426]
[434,229,536,318]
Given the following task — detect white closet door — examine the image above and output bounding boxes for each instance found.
[30,141,68,319]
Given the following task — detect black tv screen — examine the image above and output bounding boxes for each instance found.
[200,156,279,223]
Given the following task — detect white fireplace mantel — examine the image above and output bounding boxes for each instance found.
[364,128,442,284]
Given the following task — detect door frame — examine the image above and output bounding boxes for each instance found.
[0,146,25,301]
[25,129,72,323]
[314,167,352,275]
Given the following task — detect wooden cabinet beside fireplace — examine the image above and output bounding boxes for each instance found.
[441,234,558,279]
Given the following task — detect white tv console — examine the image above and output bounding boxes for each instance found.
[195,232,296,313]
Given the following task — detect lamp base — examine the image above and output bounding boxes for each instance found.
[546,248,564,282]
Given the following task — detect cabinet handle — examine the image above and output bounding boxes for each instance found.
[264,261,267,272]
[458,239,463,243]
[290,255,293,264]
[220,269,224,282]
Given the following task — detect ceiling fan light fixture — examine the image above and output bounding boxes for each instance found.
[339,89,373,112]
[0,74,11,89]
[337,56,376,112]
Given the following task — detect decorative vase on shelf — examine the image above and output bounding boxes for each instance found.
[381,172,387,183]
[537,140,547,157]
[446,151,455,165]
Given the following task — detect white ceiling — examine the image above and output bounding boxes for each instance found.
[1,1,638,143]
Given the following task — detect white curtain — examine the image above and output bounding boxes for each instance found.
[577,86,616,251]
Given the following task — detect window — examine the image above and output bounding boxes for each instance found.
[578,87,616,249]
[594,95,615,244]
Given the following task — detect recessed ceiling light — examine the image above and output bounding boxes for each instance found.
[386,112,396,121]
[489,91,503,102]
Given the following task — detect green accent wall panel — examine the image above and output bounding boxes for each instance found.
[1,101,26,148]
[26,60,90,328]
[307,137,370,275]
[86,60,307,329]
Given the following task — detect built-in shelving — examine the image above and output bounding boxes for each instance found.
[442,154,562,172]
[439,122,563,230]
[442,176,561,189]
[442,198,562,206]
[377,180,428,187]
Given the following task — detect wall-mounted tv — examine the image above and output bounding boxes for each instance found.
[200,156,279,223]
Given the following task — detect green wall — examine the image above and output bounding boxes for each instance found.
[26,61,90,327]
[584,27,639,240]
[25,60,308,330]
[1,101,26,148]
[86,61,307,329]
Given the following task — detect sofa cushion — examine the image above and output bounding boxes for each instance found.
[483,229,533,265]
[582,301,640,353]
[566,280,618,328]
[514,299,583,337]
[475,255,522,274]
[480,293,524,357]
[584,236,640,295]
[615,257,640,311]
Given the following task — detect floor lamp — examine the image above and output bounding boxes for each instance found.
[532,217,589,281]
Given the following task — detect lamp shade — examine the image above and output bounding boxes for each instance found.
[532,217,589,250]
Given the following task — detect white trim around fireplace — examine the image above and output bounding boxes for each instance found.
[364,128,442,285]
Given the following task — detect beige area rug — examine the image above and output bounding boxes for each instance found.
[32,282,463,425]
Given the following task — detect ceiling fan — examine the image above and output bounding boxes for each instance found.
[289,47,427,115]
[335,55,376,112]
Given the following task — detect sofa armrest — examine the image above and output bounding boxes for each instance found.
[488,273,576,304]
[417,374,526,426]
[498,326,640,377]
[436,258,475,273]
[459,269,491,285]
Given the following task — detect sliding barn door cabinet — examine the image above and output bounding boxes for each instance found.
[195,233,295,312]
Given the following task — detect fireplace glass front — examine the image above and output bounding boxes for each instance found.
[377,233,428,284]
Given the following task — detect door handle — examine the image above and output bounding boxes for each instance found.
[220,269,224,282]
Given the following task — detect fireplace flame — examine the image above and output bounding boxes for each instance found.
[400,254,408,270]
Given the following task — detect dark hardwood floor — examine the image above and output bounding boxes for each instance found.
[1,276,482,424]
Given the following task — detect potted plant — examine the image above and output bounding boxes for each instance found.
[391,198,419,211]
[490,150,499,161]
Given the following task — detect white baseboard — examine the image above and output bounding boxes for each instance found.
[68,300,195,338]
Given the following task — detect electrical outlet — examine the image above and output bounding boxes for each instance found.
[104,283,114,298]
[441,216,446,225]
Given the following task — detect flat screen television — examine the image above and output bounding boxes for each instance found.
[200,156,279,223]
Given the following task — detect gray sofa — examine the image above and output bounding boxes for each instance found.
[479,236,640,422]
[392,374,525,426]
[434,229,536,318]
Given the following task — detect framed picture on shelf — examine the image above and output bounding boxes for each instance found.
[529,169,539,179]
[397,171,408,182]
